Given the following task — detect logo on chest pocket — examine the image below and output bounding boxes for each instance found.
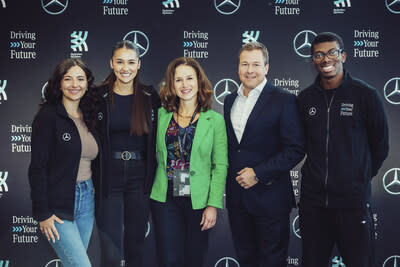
[62,133,71,142]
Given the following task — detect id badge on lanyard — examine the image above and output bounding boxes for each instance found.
[172,168,190,197]
[172,106,198,197]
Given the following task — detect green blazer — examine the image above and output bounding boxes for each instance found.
[150,107,228,209]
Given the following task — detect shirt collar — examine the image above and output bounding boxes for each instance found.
[238,77,267,97]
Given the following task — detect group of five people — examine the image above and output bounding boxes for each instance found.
[28,31,389,267]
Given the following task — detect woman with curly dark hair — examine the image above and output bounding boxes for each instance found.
[28,58,101,267]
[96,40,160,267]
[150,57,228,267]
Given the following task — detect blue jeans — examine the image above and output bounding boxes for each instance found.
[50,179,95,267]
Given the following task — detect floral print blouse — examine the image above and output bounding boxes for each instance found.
[165,116,198,180]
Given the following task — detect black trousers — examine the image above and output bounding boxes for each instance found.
[299,204,374,267]
[228,203,290,267]
[98,159,149,267]
[150,184,208,267]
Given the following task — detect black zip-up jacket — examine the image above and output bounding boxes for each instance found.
[297,71,389,208]
[28,103,102,222]
[96,85,161,197]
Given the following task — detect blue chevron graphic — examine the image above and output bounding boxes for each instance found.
[275,0,285,4]
[353,40,364,47]
[10,42,21,48]
[11,136,22,141]
[103,0,112,3]
[183,41,193,47]
[12,226,23,232]
[0,260,10,267]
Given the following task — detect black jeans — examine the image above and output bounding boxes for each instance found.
[98,159,149,267]
[150,184,208,267]
[299,204,374,267]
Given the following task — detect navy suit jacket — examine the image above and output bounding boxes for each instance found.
[224,81,305,217]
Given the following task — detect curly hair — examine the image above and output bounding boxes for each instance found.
[41,58,99,130]
[99,40,151,136]
[160,57,213,112]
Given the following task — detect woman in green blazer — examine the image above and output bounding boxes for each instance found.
[150,57,228,267]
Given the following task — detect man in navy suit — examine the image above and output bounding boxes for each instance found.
[224,41,305,267]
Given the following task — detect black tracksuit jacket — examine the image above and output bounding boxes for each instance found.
[297,71,389,208]
[28,103,102,222]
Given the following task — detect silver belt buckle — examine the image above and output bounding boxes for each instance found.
[121,151,132,161]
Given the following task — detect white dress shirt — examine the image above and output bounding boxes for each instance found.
[230,78,267,143]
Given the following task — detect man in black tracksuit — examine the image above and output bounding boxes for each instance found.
[297,32,389,267]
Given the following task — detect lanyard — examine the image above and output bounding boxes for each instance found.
[177,106,199,166]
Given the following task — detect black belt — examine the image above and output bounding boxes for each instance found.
[112,151,145,161]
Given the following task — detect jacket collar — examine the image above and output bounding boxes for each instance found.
[158,107,212,150]
[314,69,352,92]
[56,102,69,118]
[240,81,273,142]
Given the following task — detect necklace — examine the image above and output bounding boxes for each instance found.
[177,113,192,118]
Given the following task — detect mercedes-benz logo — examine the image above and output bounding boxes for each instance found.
[42,82,48,100]
[62,133,71,142]
[215,257,240,267]
[214,0,241,15]
[384,77,400,105]
[293,30,317,58]
[213,78,239,105]
[292,215,301,239]
[383,168,400,195]
[383,255,400,267]
[123,31,150,57]
[145,221,151,238]
[45,259,62,267]
[386,0,400,14]
[308,107,316,116]
[41,0,68,15]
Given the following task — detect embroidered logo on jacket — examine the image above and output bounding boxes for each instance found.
[340,103,353,116]
[308,107,316,116]
[62,133,71,142]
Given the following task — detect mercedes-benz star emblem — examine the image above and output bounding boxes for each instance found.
[292,215,301,239]
[383,168,400,195]
[215,257,240,267]
[213,79,239,105]
[293,30,317,58]
[41,0,68,15]
[386,0,400,14]
[45,259,62,267]
[123,31,150,57]
[62,133,71,142]
[383,255,400,267]
[384,77,400,105]
[308,107,316,116]
[214,0,241,15]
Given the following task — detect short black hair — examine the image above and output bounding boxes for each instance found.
[311,32,344,54]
